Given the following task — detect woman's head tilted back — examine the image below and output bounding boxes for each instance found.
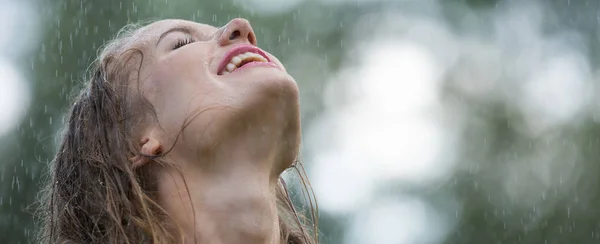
[38,18,317,244]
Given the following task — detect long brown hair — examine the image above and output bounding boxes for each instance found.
[36,21,318,244]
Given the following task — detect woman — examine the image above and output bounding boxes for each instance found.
[37,18,318,244]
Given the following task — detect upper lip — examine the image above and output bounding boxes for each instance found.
[217,44,272,75]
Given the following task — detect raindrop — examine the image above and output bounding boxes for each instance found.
[559,175,563,185]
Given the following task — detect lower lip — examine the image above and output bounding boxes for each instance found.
[228,62,279,74]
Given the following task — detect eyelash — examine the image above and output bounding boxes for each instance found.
[173,37,194,50]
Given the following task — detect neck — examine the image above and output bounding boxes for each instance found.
[156,153,283,244]
[154,91,301,244]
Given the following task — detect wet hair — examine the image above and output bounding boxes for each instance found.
[36,21,318,244]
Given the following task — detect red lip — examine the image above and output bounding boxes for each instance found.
[217,44,273,75]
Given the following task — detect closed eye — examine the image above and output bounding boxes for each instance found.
[173,37,195,50]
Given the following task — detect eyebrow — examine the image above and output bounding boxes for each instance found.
[156,26,194,47]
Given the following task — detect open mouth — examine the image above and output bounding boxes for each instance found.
[217,45,273,75]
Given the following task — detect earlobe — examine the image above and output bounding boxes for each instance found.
[130,137,163,168]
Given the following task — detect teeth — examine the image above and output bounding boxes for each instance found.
[221,51,268,74]
[231,56,242,66]
[226,63,236,72]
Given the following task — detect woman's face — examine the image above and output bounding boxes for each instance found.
[131,18,300,171]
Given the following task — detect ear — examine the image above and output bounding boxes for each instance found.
[130,137,163,168]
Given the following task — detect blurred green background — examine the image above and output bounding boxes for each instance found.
[4,0,600,243]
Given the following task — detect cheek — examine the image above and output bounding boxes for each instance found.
[160,58,201,82]
[142,65,229,141]
[139,69,196,136]
[142,81,187,135]
[148,52,211,95]
[158,54,219,94]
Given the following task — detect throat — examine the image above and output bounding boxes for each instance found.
[200,187,280,244]
[195,181,281,244]
[157,165,281,244]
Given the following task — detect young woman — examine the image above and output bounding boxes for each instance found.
[37,18,318,244]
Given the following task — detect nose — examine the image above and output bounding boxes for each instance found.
[218,18,257,46]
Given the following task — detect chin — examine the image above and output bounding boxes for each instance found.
[239,67,301,166]
[219,65,301,128]
[234,67,299,101]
